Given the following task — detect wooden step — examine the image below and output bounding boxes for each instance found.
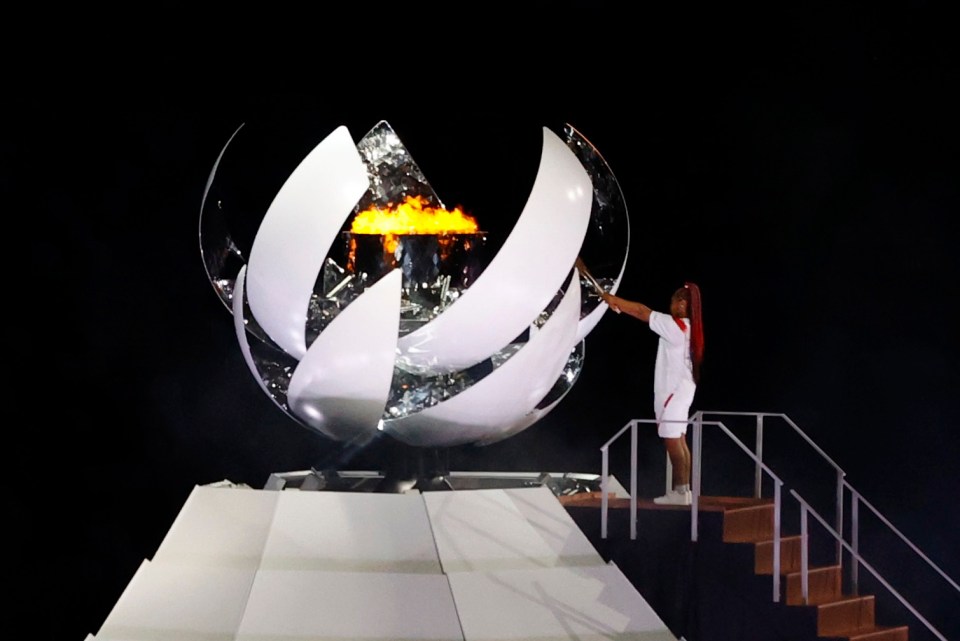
[845,624,910,641]
[785,565,842,605]
[557,491,617,506]
[816,595,876,636]
[755,534,803,574]
[723,503,775,542]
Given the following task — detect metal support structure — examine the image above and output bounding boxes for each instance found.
[851,491,859,595]
[755,414,764,498]
[800,505,809,605]
[665,451,672,496]
[773,481,782,602]
[630,421,638,540]
[835,468,844,565]
[600,446,609,540]
[691,415,702,542]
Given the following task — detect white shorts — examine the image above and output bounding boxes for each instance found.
[655,389,693,439]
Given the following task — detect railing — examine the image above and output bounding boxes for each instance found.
[599,409,959,639]
[697,411,846,564]
[792,491,950,641]
[845,480,960,596]
[600,416,787,602]
[697,411,960,606]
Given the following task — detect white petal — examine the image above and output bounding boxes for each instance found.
[397,127,592,374]
[246,126,369,359]
[386,270,581,447]
[287,270,402,442]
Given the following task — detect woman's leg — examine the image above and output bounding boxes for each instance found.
[663,437,689,489]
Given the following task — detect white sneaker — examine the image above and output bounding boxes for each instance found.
[653,489,692,506]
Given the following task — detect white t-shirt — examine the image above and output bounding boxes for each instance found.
[649,311,696,412]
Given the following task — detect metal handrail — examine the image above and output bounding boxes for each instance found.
[700,411,844,471]
[697,411,846,564]
[601,415,787,603]
[845,480,960,595]
[791,490,949,641]
[700,410,959,602]
[602,408,957,638]
[601,418,690,541]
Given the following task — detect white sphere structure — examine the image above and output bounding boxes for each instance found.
[200,120,629,448]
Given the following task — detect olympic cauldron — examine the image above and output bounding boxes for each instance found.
[199,120,629,447]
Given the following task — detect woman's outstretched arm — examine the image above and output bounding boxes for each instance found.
[574,258,653,322]
[601,291,652,323]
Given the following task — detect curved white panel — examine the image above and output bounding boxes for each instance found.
[233,266,287,413]
[386,271,581,447]
[473,353,579,447]
[473,393,565,448]
[245,126,369,359]
[287,270,402,442]
[397,127,592,373]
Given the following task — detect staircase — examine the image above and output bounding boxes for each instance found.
[565,494,915,641]
[712,497,910,641]
[589,411,958,641]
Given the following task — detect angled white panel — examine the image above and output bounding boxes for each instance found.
[245,125,369,359]
[97,561,257,641]
[236,569,464,641]
[287,269,402,442]
[386,271,581,447]
[448,564,677,641]
[260,490,441,573]
[424,489,576,573]
[504,486,604,565]
[152,485,278,569]
[398,126,592,373]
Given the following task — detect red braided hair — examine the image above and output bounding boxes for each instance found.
[683,282,705,384]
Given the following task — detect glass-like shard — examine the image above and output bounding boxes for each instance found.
[237,287,299,412]
[354,120,444,211]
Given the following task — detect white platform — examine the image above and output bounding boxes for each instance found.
[260,490,441,573]
[425,485,605,572]
[449,564,677,641]
[91,485,676,641]
[95,560,258,641]
[236,569,463,640]
[152,485,278,569]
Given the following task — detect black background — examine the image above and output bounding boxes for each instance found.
[10,3,958,639]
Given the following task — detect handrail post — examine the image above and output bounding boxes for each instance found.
[691,415,701,542]
[630,420,638,540]
[665,450,673,496]
[791,488,951,641]
[835,469,845,565]
[851,490,860,595]
[755,414,764,498]
[601,445,609,540]
[773,481,782,602]
[801,504,809,605]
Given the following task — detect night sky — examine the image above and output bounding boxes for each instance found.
[13,4,958,639]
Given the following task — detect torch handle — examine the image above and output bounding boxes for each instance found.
[574,258,606,296]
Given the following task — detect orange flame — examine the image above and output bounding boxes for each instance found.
[351,195,479,235]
